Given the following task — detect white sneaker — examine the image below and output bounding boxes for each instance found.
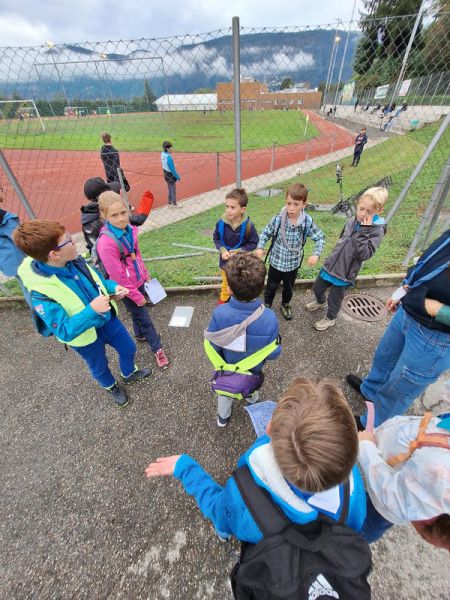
[305,299,328,312]
[314,317,336,331]
[246,390,260,405]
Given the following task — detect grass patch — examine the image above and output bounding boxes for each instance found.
[139,120,449,286]
[0,110,317,153]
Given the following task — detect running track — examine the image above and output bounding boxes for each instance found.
[2,111,354,232]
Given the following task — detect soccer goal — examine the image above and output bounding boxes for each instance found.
[0,99,46,132]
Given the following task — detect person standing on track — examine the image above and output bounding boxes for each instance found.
[161,141,181,208]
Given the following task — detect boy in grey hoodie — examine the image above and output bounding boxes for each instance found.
[306,187,388,330]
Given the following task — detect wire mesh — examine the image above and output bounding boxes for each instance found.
[0,10,449,286]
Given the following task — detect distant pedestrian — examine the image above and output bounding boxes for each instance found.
[354,98,359,111]
[161,141,181,208]
[100,132,130,192]
[351,128,368,167]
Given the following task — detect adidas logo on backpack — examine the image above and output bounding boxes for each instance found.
[308,574,339,600]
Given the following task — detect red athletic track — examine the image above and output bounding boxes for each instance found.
[2,111,354,232]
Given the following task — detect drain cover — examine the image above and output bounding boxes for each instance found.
[255,188,282,197]
[342,294,387,322]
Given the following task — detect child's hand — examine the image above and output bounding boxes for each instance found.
[145,455,181,478]
[361,216,374,226]
[137,298,147,307]
[358,431,376,443]
[221,250,231,261]
[114,286,129,299]
[90,295,111,314]
[307,255,319,266]
[254,249,264,260]
[386,297,400,313]
[424,298,443,317]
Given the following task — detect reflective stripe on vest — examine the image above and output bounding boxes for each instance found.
[18,256,118,347]
[204,337,279,373]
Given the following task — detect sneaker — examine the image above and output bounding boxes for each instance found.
[217,415,230,428]
[280,304,293,320]
[305,299,328,312]
[107,383,129,407]
[346,374,363,395]
[135,335,146,343]
[354,415,365,432]
[122,367,152,384]
[155,348,169,369]
[245,390,260,405]
[314,317,336,331]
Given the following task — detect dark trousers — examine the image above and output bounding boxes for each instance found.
[122,285,162,352]
[73,317,136,388]
[265,265,298,306]
[352,150,362,166]
[167,181,177,205]
[313,276,347,319]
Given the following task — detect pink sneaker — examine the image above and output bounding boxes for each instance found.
[155,348,169,369]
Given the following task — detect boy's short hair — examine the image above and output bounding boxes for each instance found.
[286,183,308,203]
[98,191,126,217]
[225,188,248,208]
[101,132,112,143]
[84,177,121,200]
[162,140,172,150]
[271,377,358,492]
[359,186,388,212]
[14,220,65,262]
[223,253,266,302]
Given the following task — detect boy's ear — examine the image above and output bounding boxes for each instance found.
[227,285,233,297]
[266,420,272,436]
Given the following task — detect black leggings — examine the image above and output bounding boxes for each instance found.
[265,265,298,306]
[312,276,347,319]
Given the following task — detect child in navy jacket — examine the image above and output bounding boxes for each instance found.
[213,188,259,304]
[205,253,280,427]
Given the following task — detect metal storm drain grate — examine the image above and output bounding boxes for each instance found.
[342,294,387,322]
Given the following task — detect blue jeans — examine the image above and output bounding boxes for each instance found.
[361,306,450,427]
[73,317,136,388]
[361,495,393,543]
[122,286,161,352]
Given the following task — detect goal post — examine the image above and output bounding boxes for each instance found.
[0,99,46,132]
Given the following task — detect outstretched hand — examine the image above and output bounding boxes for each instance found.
[307,255,319,266]
[144,455,181,478]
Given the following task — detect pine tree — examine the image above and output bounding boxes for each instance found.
[143,79,157,111]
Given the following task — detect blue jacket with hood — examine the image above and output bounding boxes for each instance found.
[0,210,26,277]
[174,435,366,542]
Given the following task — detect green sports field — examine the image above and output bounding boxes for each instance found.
[0,110,318,153]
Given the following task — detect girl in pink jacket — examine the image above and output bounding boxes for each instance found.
[97,192,169,369]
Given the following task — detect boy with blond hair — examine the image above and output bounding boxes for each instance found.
[145,378,369,598]
[255,183,325,320]
[306,186,388,330]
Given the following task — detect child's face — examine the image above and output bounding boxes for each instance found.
[50,233,77,263]
[225,198,245,222]
[286,195,306,219]
[105,201,130,229]
[357,197,378,222]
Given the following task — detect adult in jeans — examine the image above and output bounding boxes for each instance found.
[347,229,450,428]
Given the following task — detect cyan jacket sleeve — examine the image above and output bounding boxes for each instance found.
[167,155,180,180]
[31,293,108,343]
[88,264,118,295]
[435,304,450,326]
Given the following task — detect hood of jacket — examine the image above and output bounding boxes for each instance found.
[220,212,248,230]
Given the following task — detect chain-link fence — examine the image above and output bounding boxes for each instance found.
[0,10,449,287]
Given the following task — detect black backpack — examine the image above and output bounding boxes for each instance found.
[230,466,372,600]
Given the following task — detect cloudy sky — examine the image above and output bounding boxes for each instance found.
[1,1,362,47]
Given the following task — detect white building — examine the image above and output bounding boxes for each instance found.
[155,93,217,112]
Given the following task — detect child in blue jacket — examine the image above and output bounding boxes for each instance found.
[145,377,366,542]
[205,253,281,427]
[213,188,259,304]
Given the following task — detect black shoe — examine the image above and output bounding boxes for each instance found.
[107,383,129,407]
[346,374,363,395]
[354,415,365,432]
[280,304,293,321]
[122,367,152,384]
[135,336,146,342]
[217,415,230,428]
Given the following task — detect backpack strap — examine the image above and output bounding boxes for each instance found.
[98,230,127,261]
[204,337,280,372]
[386,412,450,467]
[232,465,290,538]
[265,215,282,264]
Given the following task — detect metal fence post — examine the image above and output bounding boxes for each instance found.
[386,112,450,223]
[117,167,132,215]
[422,160,450,249]
[270,142,276,172]
[232,16,242,188]
[0,150,36,218]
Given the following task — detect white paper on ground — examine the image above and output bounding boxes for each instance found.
[168,306,194,327]
[244,400,277,438]
[144,279,167,304]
